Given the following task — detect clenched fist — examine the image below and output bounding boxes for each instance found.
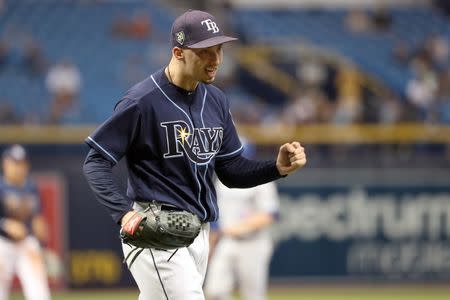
[276,142,307,176]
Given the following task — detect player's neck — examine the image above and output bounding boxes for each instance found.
[165,62,198,92]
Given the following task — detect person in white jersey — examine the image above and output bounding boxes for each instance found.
[205,142,280,300]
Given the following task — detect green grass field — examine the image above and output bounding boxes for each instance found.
[10,286,450,300]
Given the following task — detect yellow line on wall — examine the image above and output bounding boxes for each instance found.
[237,123,450,144]
[0,125,96,144]
[0,124,449,145]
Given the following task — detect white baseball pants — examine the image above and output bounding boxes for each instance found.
[0,236,51,300]
[122,223,210,300]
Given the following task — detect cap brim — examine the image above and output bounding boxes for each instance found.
[187,36,237,49]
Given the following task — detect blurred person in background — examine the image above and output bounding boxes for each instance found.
[405,57,438,121]
[281,87,333,124]
[0,102,20,124]
[127,12,152,40]
[371,4,392,32]
[205,141,280,300]
[22,38,47,78]
[45,59,82,123]
[0,144,51,300]
[333,63,364,124]
[345,6,392,34]
[345,9,371,33]
[111,12,152,40]
[424,33,449,69]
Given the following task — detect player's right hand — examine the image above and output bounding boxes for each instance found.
[120,210,138,227]
[3,219,28,241]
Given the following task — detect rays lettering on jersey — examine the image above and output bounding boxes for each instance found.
[161,120,223,164]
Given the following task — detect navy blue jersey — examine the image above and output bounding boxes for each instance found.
[86,68,243,222]
[0,178,41,239]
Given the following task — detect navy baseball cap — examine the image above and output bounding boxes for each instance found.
[2,144,28,161]
[171,9,237,49]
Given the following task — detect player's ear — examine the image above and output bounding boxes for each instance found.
[173,47,184,60]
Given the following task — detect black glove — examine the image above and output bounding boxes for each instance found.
[120,207,202,250]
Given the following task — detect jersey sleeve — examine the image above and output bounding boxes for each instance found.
[85,98,141,164]
[215,97,243,160]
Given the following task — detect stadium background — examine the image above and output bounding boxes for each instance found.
[1,0,450,299]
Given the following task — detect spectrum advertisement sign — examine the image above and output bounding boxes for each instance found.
[270,169,450,280]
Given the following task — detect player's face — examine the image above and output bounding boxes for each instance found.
[184,44,223,84]
[2,158,29,186]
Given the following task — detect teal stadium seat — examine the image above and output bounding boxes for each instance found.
[0,0,172,123]
[233,8,450,97]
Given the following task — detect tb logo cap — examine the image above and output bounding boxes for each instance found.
[171,9,237,49]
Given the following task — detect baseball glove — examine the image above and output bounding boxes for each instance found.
[120,206,202,250]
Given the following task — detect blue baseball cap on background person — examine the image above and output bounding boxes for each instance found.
[171,9,237,49]
[2,144,28,161]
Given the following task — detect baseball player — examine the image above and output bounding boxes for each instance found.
[206,180,279,300]
[0,144,51,300]
[83,9,306,300]
[205,143,280,300]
